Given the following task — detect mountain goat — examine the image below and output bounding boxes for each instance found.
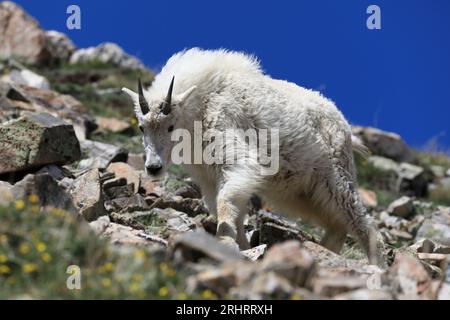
[122,48,384,265]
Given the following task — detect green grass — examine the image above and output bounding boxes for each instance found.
[34,61,154,119]
[0,197,203,299]
[416,150,450,170]
[428,185,450,206]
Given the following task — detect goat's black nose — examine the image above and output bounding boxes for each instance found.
[146,164,163,175]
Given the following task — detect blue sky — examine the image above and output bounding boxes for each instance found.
[14,0,450,149]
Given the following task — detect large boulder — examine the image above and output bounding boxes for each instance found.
[352,126,415,163]
[0,82,96,141]
[0,2,50,64]
[2,68,50,90]
[9,165,76,211]
[70,42,146,70]
[44,30,76,64]
[0,112,80,174]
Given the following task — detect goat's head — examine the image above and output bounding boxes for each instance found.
[122,76,196,177]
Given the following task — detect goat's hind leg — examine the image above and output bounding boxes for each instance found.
[321,225,347,253]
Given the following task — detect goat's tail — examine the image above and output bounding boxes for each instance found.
[351,135,370,158]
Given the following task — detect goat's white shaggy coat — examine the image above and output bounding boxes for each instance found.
[123,48,384,265]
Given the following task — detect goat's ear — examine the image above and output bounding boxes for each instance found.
[122,87,142,116]
[174,85,197,106]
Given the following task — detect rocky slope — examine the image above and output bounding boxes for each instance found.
[0,2,449,300]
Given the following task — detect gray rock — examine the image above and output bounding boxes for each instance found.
[3,69,50,89]
[171,230,243,263]
[0,2,51,65]
[397,162,428,197]
[408,239,436,254]
[430,165,446,179]
[10,165,76,211]
[382,253,434,299]
[0,181,13,205]
[260,241,315,287]
[104,183,134,199]
[149,196,209,217]
[0,82,96,141]
[416,209,450,246]
[334,289,393,300]
[70,42,146,71]
[175,184,202,199]
[352,126,415,162]
[78,139,128,170]
[89,215,111,235]
[70,168,104,221]
[387,196,415,218]
[44,30,76,64]
[102,177,127,190]
[104,194,149,213]
[260,222,304,246]
[0,113,80,174]
[241,244,267,261]
[313,272,368,297]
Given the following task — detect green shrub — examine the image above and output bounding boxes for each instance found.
[0,196,201,299]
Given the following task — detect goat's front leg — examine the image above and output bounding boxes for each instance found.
[216,183,251,250]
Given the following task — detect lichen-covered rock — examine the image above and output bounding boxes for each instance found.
[0,82,96,141]
[0,112,80,174]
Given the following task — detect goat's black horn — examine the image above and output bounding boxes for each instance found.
[138,78,150,115]
[161,76,174,115]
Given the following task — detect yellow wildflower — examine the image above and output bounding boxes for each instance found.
[129,282,140,293]
[22,263,37,273]
[104,262,113,272]
[201,289,215,300]
[19,243,31,255]
[15,200,25,210]
[41,253,52,263]
[0,254,7,263]
[178,292,188,300]
[101,278,112,288]
[28,194,39,204]
[133,249,145,259]
[159,263,168,272]
[290,293,302,300]
[0,265,11,274]
[36,242,46,252]
[159,286,169,297]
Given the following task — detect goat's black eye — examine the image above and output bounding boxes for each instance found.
[139,125,144,133]
[168,125,174,132]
